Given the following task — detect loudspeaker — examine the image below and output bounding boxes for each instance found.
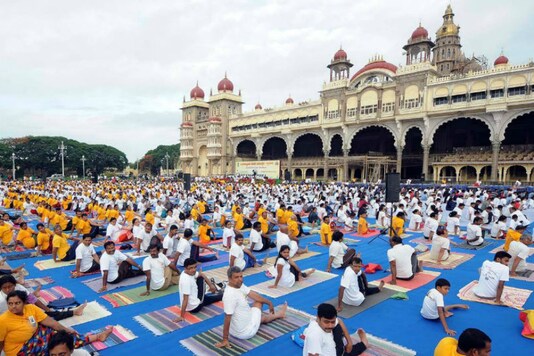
[385,173,400,203]
[183,173,191,191]
[284,171,291,181]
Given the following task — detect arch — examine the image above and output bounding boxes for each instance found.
[434,87,449,97]
[294,168,303,179]
[327,99,339,111]
[329,134,343,156]
[470,81,487,92]
[451,84,468,95]
[508,75,527,87]
[316,168,325,179]
[458,166,477,182]
[401,124,426,147]
[490,79,505,90]
[293,133,324,158]
[404,85,419,100]
[498,110,534,142]
[235,139,257,158]
[349,126,396,155]
[198,145,208,177]
[439,166,456,180]
[402,127,424,179]
[479,166,492,181]
[327,168,338,180]
[428,116,495,147]
[348,124,399,148]
[360,90,378,106]
[506,165,527,182]
[346,96,358,109]
[305,168,314,178]
[382,89,395,103]
[261,137,288,160]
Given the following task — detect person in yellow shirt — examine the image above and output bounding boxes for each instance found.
[49,207,68,231]
[320,216,333,245]
[68,210,83,234]
[233,207,246,231]
[0,219,15,247]
[197,200,207,214]
[145,208,155,226]
[504,225,526,251]
[287,214,300,238]
[357,211,377,236]
[433,328,491,356]
[190,205,200,222]
[198,219,215,244]
[258,211,271,234]
[76,214,103,239]
[390,212,405,238]
[15,222,36,249]
[276,205,288,225]
[124,205,135,223]
[52,225,79,262]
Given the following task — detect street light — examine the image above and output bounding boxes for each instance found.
[58,141,66,177]
[81,155,87,179]
[164,153,170,175]
[11,153,15,180]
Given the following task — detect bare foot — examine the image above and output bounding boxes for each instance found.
[12,264,25,273]
[445,311,453,317]
[302,246,309,254]
[277,302,288,318]
[33,283,42,296]
[73,301,87,316]
[357,329,369,348]
[304,269,315,278]
[378,280,385,291]
[96,327,113,342]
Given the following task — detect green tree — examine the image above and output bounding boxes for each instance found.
[139,143,180,176]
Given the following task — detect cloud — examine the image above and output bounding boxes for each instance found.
[1,0,532,161]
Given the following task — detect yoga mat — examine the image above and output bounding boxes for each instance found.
[489,245,534,256]
[34,259,76,270]
[38,286,75,304]
[134,301,224,336]
[409,237,432,245]
[251,270,337,298]
[456,240,493,250]
[348,230,380,238]
[418,251,474,270]
[180,307,312,356]
[350,332,416,356]
[457,280,532,310]
[82,275,146,293]
[1,251,35,260]
[511,263,534,282]
[24,277,54,288]
[312,238,360,247]
[369,271,441,293]
[102,284,179,308]
[314,287,398,318]
[81,325,137,353]
[61,301,112,327]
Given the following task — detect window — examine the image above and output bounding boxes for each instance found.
[490,89,504,98]
[470,91,486,101]
[347,108,357,118]
[382,102,394,112]
[326,110,340,119]
[434,97,449,106]
[508,86,526,96]
[451,94,466,103]
[403,99,419,109]
[360,104,377,115]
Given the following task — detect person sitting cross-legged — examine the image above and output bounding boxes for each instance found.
[269,245,314,289]
[98,241,144,293]
[337,256,384,311]
[387,236,423,285]
[473,251,511,304]
[140,243,180,297]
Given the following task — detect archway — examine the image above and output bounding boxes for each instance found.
[459,166,477,182]
[294,168,303,180]
[431,118,491,154]
[349,126,395,155]
[262,137,288,160]
[327,168,337,180]
[479,166,492,181]
[439,166,456,182]
[198,145,208,176]
[305,168,314,178]
[236,140,256,158]
[329,134,343,156]
[506,165,527,182]
[316,168,324,179]
[402,127,423,179]
[293,134,324,158]
[502,111,534,146]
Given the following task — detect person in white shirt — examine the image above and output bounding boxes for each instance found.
[214,266,288,348]
[337,256,384,310]
[508,235,533,276]
[408,209,423,231]
[72,235,100,277]
[249,221,275,252]
[473,251,511,304]
[387,236,423,284]
[303,303,368,356]
[98,241,144,293]
[490,215,507,239]
[466,217,484,246]
[162,225,180,257]
[326,231,351,272]
[140,243,180,296]
[429,226,451,263]
[229,234,258,271]
[269,245,314,289]
[212,206,222,227]
[105,217,123,243]
[135,222,163,255]
[173,228,217,267]
[446,211,461,236]
[423,212,439,240]
[222,220,236,248]
[275,226,307,258]
[174,257,223,323]
[420,278,468,336]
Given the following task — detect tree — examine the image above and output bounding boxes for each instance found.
[139,143,180,176]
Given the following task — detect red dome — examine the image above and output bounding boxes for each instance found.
[285,97,294,104]
[217,75,234,92]
[351,60,398,81]
[494,55,509,66]
[334,48,347,61]
[190,83,204,99]
[181,122,193,127]
[411,26,428,40]
[209,117,222,123]
[255,103,262,110]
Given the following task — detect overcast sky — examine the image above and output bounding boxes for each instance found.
[1,0,532,161]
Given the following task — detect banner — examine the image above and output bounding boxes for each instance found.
[235,160,280,178]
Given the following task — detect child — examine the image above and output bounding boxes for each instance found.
[420,278,469,336]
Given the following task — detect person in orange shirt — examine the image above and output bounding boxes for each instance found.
[145,208,155,226]
[36,223,54,255]
[320,216,333,245]
[198,219,215,244]
[357,211,377,236]
[15,222,36,249]
[504,225,526,251]
[390,212,406,238]
[233,207,246,231]
[433,328,491,356]
[276,205,288,225]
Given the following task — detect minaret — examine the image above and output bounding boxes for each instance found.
[327,46,353,81]
[403,23,435,65]
[432,4,462,75]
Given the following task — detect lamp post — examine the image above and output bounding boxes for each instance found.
[11,153,15,180]
[164,153,170,175]
[81,155,87,179]
[58,141,66,177]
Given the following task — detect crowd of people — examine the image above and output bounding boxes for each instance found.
[0,177,532,355]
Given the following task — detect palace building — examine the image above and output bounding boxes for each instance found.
[179,5,534,183]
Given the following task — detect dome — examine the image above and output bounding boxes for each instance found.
[285,96,294,104]
[411,25,428,40]
[351,57,398,81]
[181,122,193,127]
[255,103,263,110]
[217,74,234,92]
[189,83,205,100]
[209,117,222,123]
[333,48,347,61]
[494,54,509,66]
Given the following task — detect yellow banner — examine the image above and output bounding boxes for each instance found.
[235,160,280,178]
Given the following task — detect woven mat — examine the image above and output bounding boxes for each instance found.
[351,332,416,356]
[24,277,54,289]
[251,270,337,298]
[38,286,75,304]
[61,301,112,327]
[456,240,493,250]
[34,259,76,270]
[314,287,398,318]
[102,284,178,308]
[82,275,145,293]
[418,251,474,270]
[457,280,532,310]
[81,325,137,353]
[369,271,441,293]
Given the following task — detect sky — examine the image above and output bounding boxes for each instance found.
[1,0,533,162]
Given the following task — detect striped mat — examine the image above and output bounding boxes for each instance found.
[418,251,474,270]
[102,284,179,308]
[351,332,416,356]
[370,271,441,293]
[61,301,112,327]
[251,270,337,298]
[34,259,76,270]
[458,280,532,310]
[180,307,312,356]
[81,324,137,353]
[38,286,74,304]
[134,302,224,336]
[24,276,54,288]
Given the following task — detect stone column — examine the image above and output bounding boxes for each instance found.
[396,145,403,175]
[422,144,430,181]
[343,149,349,181]
[491,140,501,182]
[208,159,213,176]
[191,157,198,176]
[323,150,329,180]
[287,150,293,176]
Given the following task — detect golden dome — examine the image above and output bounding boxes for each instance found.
[436,4,459,37]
